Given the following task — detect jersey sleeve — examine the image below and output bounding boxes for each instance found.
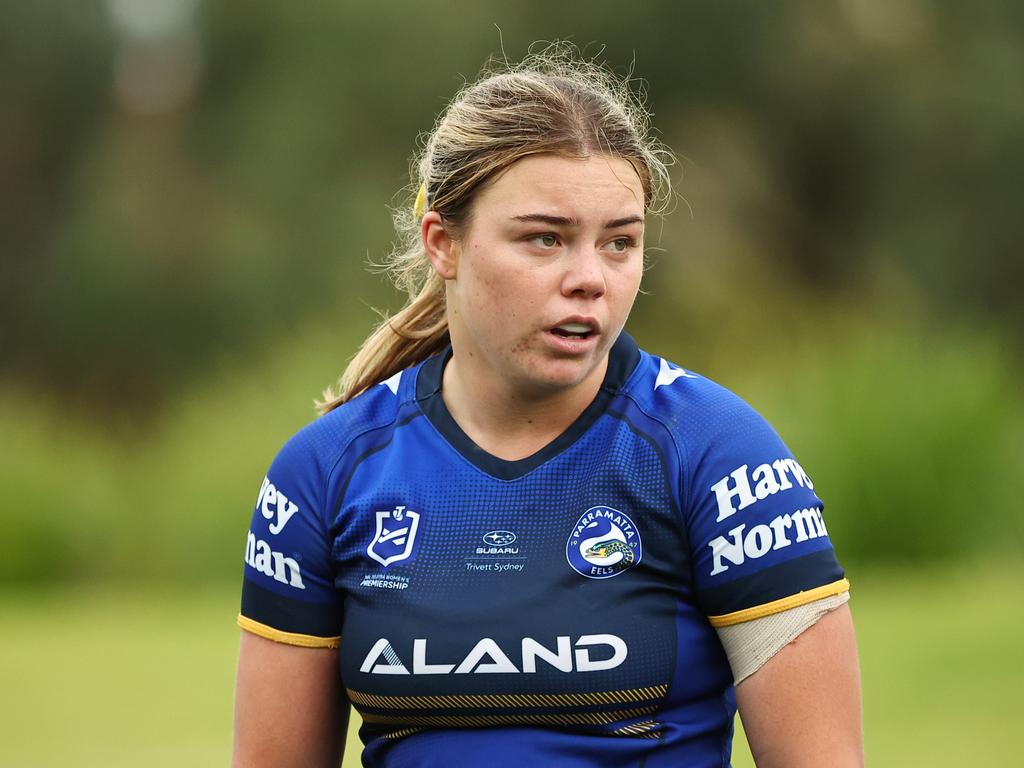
[237,427,342,648]
[681,389,848,628]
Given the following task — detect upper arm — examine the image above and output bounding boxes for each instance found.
[735,603,863,768]
[233,631,349,768]
[672,382,859,761]
[239,432,343,643]
[234,427,349,766]
[680,386,847,624]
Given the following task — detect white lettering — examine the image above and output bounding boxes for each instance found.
[456,638,520,675]
[255,476,301,535]
[792,507,820,542]
[360,639,409,675]
[574,634,628,672]
[244,531,305,589]
[268,493,299,535]
[711,465,757,522]
[708,507,827,575]
[245,530,257,565]
[360,577,410,589]
[709,524,746,575]
[271,552,304,589]
[798,460,815,490]
[781,459,802,488]
[751,463,781,500]
[772,459,795,491]
[768,514,793,549]
[254,539,273,576]
[743,524,773,558]
[260,484,276,520]
[710,459,816,521]
[454,639,519,674]
[521,637,573,673]
[816,508,828,536]
[360,635,629,675]
[412,639,455,674]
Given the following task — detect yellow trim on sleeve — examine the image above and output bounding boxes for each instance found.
[707,578,850,628]
[237,614,340,649]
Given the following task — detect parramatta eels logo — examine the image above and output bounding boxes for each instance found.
[367,505,421,567]
[566,506,641,579]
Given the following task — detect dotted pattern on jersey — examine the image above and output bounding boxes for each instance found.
[331,408,683,705]
[627,356,838,588]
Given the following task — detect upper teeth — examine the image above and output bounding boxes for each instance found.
[558,323,591,333]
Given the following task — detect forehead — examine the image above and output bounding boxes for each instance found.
[472,154,646,221]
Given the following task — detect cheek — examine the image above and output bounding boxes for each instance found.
[627,259,645,292]
[464,255,537,325]
[608,263,643,305]
[470,288,532,336]
[458,274,518,342]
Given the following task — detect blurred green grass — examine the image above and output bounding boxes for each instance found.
[2,564,1020,767]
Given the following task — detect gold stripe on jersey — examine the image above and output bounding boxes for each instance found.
[347,684,668,712]
[358,705,659,729]
[237,614,341,648]
[706,578,851,627]
[610,719,663,739]
[381,727,426,740]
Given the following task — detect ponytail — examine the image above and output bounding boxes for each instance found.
[317,271,448,413]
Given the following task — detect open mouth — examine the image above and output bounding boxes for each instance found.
[550,322,596,340]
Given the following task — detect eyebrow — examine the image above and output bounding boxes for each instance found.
[511,213,644,229]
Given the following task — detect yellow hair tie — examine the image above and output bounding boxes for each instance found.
[413,183,428,218]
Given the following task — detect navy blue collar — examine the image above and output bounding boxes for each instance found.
[415,332,641,480]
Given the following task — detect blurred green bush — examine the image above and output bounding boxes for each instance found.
[733,321,1024,564]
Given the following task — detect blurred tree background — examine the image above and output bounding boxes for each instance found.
[3,0,1020,582]
[1,1,1022,764]
[6,0,1024,406]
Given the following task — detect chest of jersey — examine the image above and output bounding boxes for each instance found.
[330,411,709,739]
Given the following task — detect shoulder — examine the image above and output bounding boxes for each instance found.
[270,365,421,487]
[624,350,844,616]
[622,346,816,523]
[622,347,783,455]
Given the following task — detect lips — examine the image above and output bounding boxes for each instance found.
[549,317,600,340]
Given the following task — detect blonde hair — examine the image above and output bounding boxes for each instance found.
[318,45,673,413]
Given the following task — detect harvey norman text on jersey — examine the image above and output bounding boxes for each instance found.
[707,457,828,576]
[244,475,304,588]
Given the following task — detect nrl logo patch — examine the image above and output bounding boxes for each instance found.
[367,505,421,567]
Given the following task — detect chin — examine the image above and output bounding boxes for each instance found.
[521,359,599,394]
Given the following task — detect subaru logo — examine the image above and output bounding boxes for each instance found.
[482,530,516,547]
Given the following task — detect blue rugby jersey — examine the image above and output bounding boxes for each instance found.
[238,332,848,767]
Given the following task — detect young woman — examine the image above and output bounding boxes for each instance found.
[233,51,862,768]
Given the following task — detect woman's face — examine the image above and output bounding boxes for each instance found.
[433,153,646,401]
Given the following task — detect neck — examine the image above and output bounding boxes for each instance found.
[441,356,607,462]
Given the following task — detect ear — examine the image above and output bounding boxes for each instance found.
[422,211,458,280]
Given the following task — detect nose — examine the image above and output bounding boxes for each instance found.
[561,246,606,299]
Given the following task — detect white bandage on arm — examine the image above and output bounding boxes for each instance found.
[715,591,850,685]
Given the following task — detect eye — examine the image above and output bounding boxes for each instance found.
[530,233,559,248]
[605,237,638,254]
